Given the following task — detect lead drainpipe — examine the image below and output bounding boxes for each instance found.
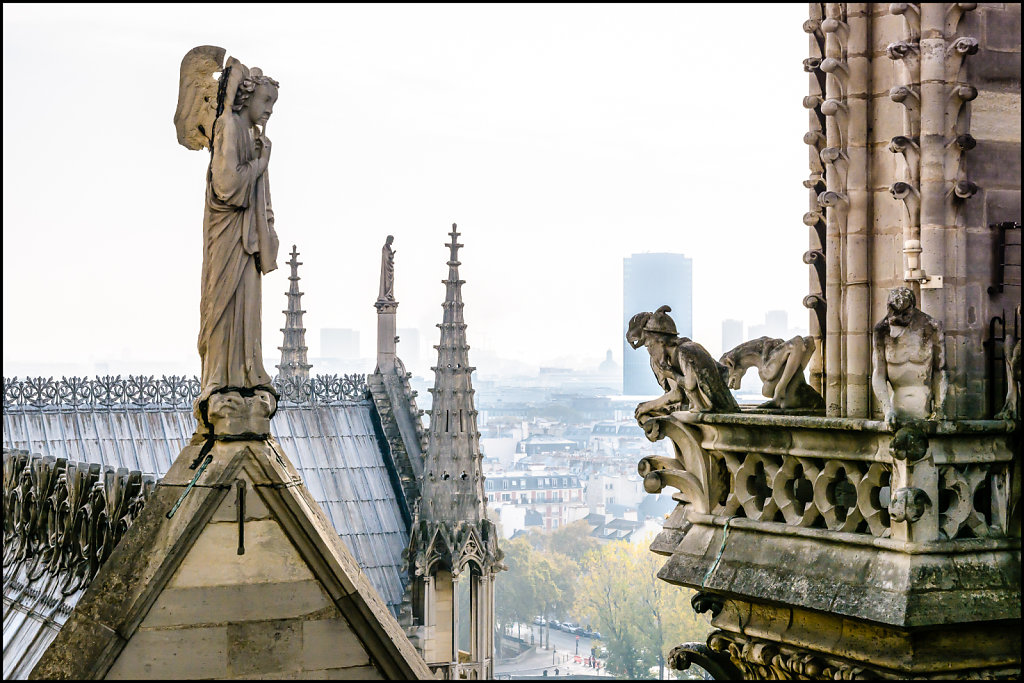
[821,2,846,416]
[840,3,871,418]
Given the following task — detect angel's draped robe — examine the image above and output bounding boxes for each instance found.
[198,111,279,401]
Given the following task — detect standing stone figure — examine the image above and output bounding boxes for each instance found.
[378,235,396,302]
[996,304,1021,421]
[174,47,281,406]
[871,287,948,426]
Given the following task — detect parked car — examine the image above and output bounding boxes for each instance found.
[548,620,561,630]
[581,627,595,638]
[562,622,580,633]
[591,631,603,641]
[533,616,545,626]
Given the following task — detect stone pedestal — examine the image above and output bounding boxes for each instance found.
[192,389,277,443]
[375,300,398,375]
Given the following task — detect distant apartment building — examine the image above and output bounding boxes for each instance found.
[748,310,806,341]
[583,472,646,511]
[484,473,587,532]
[517,435,576,456]
[622,252,693,395]
[397,327,421,367]
[589,421,646,455]
[320,328,360,359]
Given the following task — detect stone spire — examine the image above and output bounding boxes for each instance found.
[422,224,485,524]
[277,245,312,382]
[405,224,503,680]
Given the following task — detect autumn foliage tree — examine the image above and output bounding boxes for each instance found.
[575,540,710,679]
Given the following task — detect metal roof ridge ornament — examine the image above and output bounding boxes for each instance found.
[2,373,369,409]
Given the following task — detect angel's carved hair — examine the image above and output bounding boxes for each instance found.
[232,69,280,113]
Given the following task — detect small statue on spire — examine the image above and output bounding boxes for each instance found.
[378,235,396,304]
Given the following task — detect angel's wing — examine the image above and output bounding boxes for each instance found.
[173,45,227,151]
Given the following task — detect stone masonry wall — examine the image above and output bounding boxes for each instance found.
[811,3,1020,419]
[103,469,384,680]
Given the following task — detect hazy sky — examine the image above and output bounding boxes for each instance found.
[3,3,810,379]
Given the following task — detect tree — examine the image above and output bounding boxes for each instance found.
[575,540,710,679]
[495,537,541,647]
[545,520,601,565]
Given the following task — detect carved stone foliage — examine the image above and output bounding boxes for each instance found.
[2,374,369,410]
[2,449,155,596]
[707,630,893,680]
[700,630,1021,681]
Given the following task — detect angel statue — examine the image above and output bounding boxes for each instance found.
[174,46,281,406]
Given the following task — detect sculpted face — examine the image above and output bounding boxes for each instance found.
[724,358,744,390]
[247,83,278,127]
[887,287,916,328]
[626,313,649,349]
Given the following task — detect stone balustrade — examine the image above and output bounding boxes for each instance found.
[638,411,1019,552]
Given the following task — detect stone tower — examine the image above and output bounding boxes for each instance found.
[404,224,504,680]
[635,4,1021,679]
[277,244,312,382]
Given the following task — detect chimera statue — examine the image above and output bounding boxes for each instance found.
[720,336,824,411]
[174,46,281,434]
[871,287,948,427]
[627,305,739,419]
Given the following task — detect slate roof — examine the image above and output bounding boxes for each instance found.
[2,375,415,679]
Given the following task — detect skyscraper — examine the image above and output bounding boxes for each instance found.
[622,252,693,395]
[721,319,744,356]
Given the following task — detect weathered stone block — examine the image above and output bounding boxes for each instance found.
[870,11,907,54]
[105,626,228,679]
[210,473,272,523]
[870,144,900,192]
[870,52,901,100]
[870,95,908,152]
[325,665,383,679]
[969,141,1022,186]
[144,580,333,628]
[986,188,1021,223]
[302,617,371,671]
[972,91,1022,143]
[970,49,1023,90]
[985,6,1022,52]
[169,520,314,589]
[227,619,303,677]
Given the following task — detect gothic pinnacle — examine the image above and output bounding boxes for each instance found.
[277,244,312,381]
